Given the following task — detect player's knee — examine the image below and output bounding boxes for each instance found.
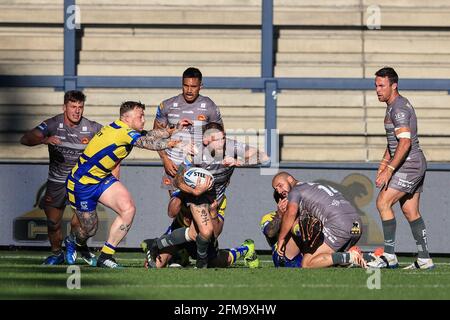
[198,227,213,240]
[86,222,98,238]
[119,200,136,218]
[168,197,181,217]
[301,258,313,269]
[403,209,420,222]
[376,196,391,213]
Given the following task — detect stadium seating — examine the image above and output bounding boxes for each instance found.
[2,0,450,162]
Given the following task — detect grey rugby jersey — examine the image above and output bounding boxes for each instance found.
[36,114,102,183]
[180,138,248,201]
[287,182,357,225]
[384,95,423,160]
[155,93,222,165]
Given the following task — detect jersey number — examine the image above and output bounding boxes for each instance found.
[318,185,338,197]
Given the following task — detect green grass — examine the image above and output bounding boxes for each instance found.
[1,250,450,299]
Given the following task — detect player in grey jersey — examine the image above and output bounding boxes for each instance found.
[143,122,269,268]
[273,172,367,268]
[20,90,102,265]
[369,67,434,270]
[153,67,223,185]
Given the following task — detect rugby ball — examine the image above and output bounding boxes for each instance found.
[183,167,214,188]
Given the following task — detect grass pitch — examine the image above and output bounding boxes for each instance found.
[1,250,449,300]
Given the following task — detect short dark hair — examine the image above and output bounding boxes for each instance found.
[273,190,283,203]
[64,90,86,104]
[183,67,202,82]
[203,122,225,136]
[375,67,399,86]
[120,101,145,117]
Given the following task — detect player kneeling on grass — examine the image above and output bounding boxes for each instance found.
[66,101,191,268]
[142,192,259,269]
[273,172,367,268]
[261,191,305,268]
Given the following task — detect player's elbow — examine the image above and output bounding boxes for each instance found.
[19,135,30,146]
[399,138,411,149]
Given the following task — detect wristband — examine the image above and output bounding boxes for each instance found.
[387,165,395,172]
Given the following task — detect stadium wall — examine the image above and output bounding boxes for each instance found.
[1,162,449,254]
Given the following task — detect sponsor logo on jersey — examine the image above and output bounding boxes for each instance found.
[59,123,63,128]
[37,122,47,131]
[197,114,206,121]
[82,126,87,131]
[351,222,361,235]
[200,103,206,109]
[394,112,406,120]
[173,103,179,108]
[81,137,90,144]
[182,110,194,114]
[168,113,180,118]
[127,131,140,140]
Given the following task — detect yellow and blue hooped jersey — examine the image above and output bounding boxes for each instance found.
[69,120,141,185]
[260,211,303,268]
[260,211,278,248]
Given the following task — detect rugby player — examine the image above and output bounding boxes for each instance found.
[368,67,434,269]
[66,101,190,268]
[153,67,223,187]
[144,122,268,268]
[274,172,367,268]
[260,191,303,268]
[20,90,102,265]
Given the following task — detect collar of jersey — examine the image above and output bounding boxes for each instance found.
[114,119,130,129]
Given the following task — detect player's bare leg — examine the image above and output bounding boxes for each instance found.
[284,237,301,260]
[190,203,213,268]
[302,242,365,269]
[368,187,406,268]
[95,181,136,268]
[400,193,434,269]
[42,206,66,264]
[168,196,182,218]
[44,207,64,253]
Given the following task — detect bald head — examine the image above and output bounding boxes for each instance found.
[272,172,292,182]
[272,171,297,198]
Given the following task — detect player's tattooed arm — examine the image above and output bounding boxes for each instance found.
[119,224,131,232]
[134,132,180,150]
[143,128,171,139]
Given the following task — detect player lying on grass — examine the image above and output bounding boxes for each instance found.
[142,191,259,268]
[143,122,268,268]
[273,172,367,268]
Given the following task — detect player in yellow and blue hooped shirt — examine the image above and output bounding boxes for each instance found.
[260,190,303,268]
[66,101,191,268]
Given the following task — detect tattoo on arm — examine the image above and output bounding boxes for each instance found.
[135,134,170,150]
[119,224,131,232]
[265,216,282,238]
[146,128,170,139]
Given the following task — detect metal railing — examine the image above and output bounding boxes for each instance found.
[1,0,450,160]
